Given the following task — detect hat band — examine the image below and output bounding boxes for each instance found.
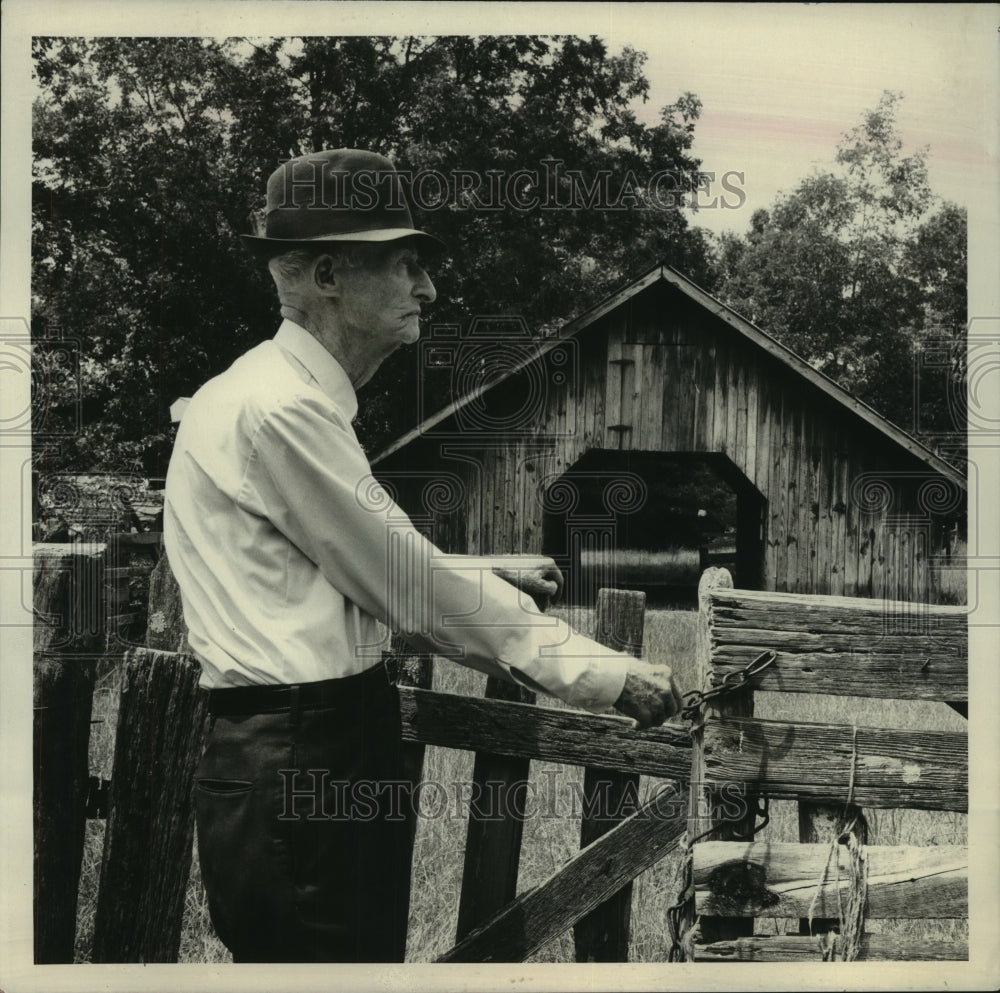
[265,203,417,240]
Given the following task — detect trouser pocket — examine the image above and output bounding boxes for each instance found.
[193,720,298,961]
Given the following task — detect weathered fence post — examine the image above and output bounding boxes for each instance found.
[91,647,208,962]
[688,567,757,947]
[455,675,536,944]
[573,588,645,962]
[385,634,433,860]
[32,543,106,963]
[454,575,552,945]
[91,552,207,962]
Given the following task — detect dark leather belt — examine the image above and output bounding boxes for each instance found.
[207,662,392,716]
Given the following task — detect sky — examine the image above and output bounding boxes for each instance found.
[599,4,994,235]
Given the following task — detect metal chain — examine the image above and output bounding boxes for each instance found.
[681,649,777,724]
[665,873,691,960]
[668,651,776,960]
[734,795,770,839]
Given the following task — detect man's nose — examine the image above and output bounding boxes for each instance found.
[413,267,436,304]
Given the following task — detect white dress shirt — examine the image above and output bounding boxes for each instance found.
[163,320,628,712]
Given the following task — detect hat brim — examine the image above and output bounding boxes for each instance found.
[241,227,445,259]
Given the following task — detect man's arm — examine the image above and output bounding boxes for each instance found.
[479,555,684,727]
[245,394,683,720]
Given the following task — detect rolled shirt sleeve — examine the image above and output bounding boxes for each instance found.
[241,392,629,713]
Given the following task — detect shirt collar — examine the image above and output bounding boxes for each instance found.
[273,319,359,422]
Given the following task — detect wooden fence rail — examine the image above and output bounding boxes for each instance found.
[693,841,968,919]
[701,717,966,811]
[397,688,691,778]
[693,933,970,963]
[707,587,967,702]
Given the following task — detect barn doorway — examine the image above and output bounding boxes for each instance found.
[541,450,765,607]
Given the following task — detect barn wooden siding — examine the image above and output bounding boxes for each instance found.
[375,274,964,606]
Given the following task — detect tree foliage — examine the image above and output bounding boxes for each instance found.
[32,36,712,472]
[713,91,966,462]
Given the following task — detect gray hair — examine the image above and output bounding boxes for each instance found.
[267,243,388,288]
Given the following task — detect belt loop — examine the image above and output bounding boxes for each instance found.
[289,685,301,727]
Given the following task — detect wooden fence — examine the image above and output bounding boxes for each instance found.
[32,545,968,963]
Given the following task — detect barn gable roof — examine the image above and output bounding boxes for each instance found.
[373,264,966,490]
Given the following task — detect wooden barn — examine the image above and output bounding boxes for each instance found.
[373,265,966,607]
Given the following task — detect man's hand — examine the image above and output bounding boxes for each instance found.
[491,555,564,608]
[614,660,685,730]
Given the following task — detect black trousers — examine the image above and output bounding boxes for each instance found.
[194,663,412,963]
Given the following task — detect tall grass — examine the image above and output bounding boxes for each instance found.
[75,606,967,963]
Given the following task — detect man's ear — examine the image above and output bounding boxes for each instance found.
[313,254,339,296]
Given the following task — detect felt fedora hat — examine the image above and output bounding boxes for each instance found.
[241,148,443,255]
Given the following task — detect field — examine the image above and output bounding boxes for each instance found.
[74,606,968,963]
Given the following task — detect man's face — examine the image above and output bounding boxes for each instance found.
[334,243,436,351]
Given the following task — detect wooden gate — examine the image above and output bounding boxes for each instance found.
[685,570,968,961]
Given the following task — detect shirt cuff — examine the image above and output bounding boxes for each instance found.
[504,629,631,714]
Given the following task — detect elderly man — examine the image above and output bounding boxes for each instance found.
[164,149,683,964]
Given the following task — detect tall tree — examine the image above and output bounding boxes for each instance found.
[904,202,967,456]
[713,91,966,458]
[32,36,711,473]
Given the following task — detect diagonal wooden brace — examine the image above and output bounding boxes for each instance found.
[437,785,689,963]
